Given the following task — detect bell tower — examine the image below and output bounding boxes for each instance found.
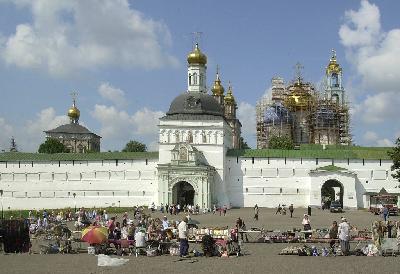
[325,49,345,106]
[187,43,207,93]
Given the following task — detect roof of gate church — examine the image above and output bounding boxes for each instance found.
[45,123,100,137]
[164,92,224,119]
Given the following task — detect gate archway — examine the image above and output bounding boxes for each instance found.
[321,179,343,208]
[172,181,195,206]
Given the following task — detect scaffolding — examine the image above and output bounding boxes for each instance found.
[256,76,351,148]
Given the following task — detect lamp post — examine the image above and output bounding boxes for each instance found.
[0,190,3,219]
[73,193,76,214]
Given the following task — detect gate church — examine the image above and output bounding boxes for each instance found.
[0,45,398,210]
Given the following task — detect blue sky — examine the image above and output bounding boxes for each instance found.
[0,0,399,152]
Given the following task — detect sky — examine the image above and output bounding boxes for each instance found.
[0,0,399,152]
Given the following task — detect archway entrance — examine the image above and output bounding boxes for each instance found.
[172,181,195,206]
[321,179,343,208]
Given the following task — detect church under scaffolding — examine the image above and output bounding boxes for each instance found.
[256,50,351,148]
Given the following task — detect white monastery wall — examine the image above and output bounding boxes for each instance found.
[0,159,158,210]
[0,155,398,210]
[226,157,398,209]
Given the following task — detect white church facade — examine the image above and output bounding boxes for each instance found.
[0,45,398,210]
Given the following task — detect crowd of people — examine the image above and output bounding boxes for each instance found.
[3,201,400,258]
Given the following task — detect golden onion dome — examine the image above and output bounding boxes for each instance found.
[224,84,235,105]
[211,70,225,96]
[187,43,207,65]
[326,49,342,75]
[67,102,80,121]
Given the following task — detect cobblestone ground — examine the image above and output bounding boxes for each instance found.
[1,208,399,274]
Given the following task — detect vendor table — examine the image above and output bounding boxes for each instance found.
[239,230,265,243]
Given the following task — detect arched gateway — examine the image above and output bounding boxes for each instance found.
[321,179,343,207]
[172,181,195,206]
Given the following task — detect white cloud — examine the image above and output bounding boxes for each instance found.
[363,131,378,143]
[339,0,381,48]
[98,82,127,108]
[339,1,400,146]
[339,0,400,92]
[0,0,178,76]
[376,138,393,147]
[91,104,164,151]
[354,92,400,124]
[362,130,393,147]
[22,107,69,151]
[131,108,164,135]
[0,117,14,151]
[237,101,256,147]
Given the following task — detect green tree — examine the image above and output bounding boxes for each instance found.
[38,138,68,154]
[122,140,147,152]
[389,137,400,182]
[268,135,294,150]
[239,137,251,149]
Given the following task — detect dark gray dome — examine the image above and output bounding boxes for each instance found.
[167,92,223,116]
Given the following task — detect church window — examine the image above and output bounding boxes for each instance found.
[189,74,192,85]
[199,74,203,85]
[175,131,180,143]
[202,131,206,143]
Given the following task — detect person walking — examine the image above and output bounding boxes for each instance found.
[178,216,189,257]
[254,204,259,221]
[382,206,389,221]
[275,204,282,215]
[289,204,294,218]
[338,217,350,256]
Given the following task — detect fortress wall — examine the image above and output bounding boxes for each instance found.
[0,159,158,210]
[226,157,398,208]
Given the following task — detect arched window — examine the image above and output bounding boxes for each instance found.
[202,131,207,143]
[189,74,192,85]
[175,131,180,143]
[193,73,198,85]
[332,73,339,87]
[332,94,339,104]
